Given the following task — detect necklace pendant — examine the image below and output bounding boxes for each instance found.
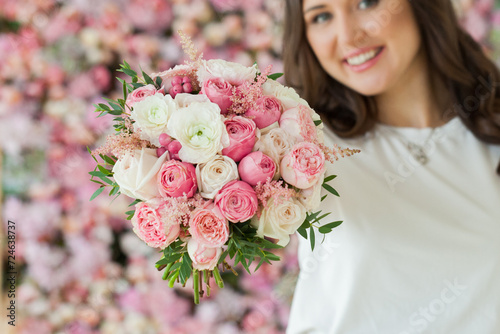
[407,143,429,165]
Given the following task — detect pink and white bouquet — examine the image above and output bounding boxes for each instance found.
[89,34,358,303]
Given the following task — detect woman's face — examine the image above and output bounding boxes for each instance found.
[302,0,423,96]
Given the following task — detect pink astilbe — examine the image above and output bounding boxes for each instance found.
[319,143,361,163]
[92,131,150,159]
[254,179,297,217]
[161,194,209,227]
[228,65,272,115]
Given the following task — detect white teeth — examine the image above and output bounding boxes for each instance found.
[346,49,378,66]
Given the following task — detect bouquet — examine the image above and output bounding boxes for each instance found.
[89,33,359,303]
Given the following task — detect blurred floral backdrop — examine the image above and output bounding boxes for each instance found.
[1,0,499,333]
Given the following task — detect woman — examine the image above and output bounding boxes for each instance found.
[283,0,500,333]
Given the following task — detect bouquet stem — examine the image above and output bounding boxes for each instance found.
[203,270,211,297]
[213,267,224,288]
[162,263,173,280]
[193,270,200,304]
[168,270,179,288]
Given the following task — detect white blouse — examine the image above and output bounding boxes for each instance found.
[287,117,500,334]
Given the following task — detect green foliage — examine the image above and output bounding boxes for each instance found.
[87,149,120,202]
[296,174,343,249]
[267,72,284,81]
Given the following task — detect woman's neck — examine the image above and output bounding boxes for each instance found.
[375,48,452,128]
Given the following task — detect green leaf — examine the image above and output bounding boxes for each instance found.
[90,187,105,201]
[322,183,340,197]
[129,199,141,207]
[101,155,116,165]
[309,227,316,251]
[156,253,182,265]
[254,257,267,272]
[314,120,323,126]
[297,226,307,239]
[97,164,111,176]
[267,72,283,81]
[87,147,98,162]
[318,221,343,234]
[179,253,193,284]
[306,211,322,222]
[324,175,337,183]
[89,171,107,178]
[321,195,327,202]
[155,76,163,88]
[142,70,155,86]
[98,103,110,111]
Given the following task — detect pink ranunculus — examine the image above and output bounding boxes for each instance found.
[157,160,197,198]
[245,95,282,129]
[221,116,257,162]
[187,238,222,270]
[132,200,180,249]
[238,151,276,186]
[201,77,233,114]
[214,180,258,223]
[125,84,158,110]
[189,204,229,247]
[280,141,325,189]
[279,105,318,143]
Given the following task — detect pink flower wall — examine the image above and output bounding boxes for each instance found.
[1,0,498,333]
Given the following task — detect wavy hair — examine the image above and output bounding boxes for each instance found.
[283,0,500,174]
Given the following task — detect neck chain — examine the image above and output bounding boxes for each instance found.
[382,127,437,165]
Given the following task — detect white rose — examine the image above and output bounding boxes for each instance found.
[251,197,307,247]
[167,101,229,164]
[187,238,222,271]
[262,80,310,110]
[112,148,168,201]
[254,127,296,165]
[131,93,177,146]
[174,93,210,109]
[196,155,239,199]
[197,59,257,86]
[298,174,324,211]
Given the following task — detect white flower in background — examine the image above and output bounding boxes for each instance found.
[112,148,168,201]
[197,59,257,86]
[167,101,229,164]
[131,93,176,146]
[196,155,239,199]
[251,197,307,247]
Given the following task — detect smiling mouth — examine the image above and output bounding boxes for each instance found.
[344,47,384,66]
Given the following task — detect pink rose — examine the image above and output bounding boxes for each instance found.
[132,199,180,249]
[157,160,197,198]
[189,204,229,247]
[238,151,276,186]
[221,116,257,162]
[187,238,222,270]
[214,180,258,223]
[245,95,282,129]
[280,142,325,189]
[126,84,158,110]
[201,77,233,114]
[279,106,318,143]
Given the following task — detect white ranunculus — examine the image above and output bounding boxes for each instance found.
[251,197,307,247]
[196,155,239,199]
[167,101,229,164]
[174,93,210,109]
[131,93,176,146]
[262,80,310,111]
[112,148,168,201]
[197,59,257,86]
[298,174,324,211]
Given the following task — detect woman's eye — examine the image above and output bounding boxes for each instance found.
[312,12,333,24]
[358,0,379,10]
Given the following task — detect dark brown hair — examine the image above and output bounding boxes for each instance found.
[283,0,500,174]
